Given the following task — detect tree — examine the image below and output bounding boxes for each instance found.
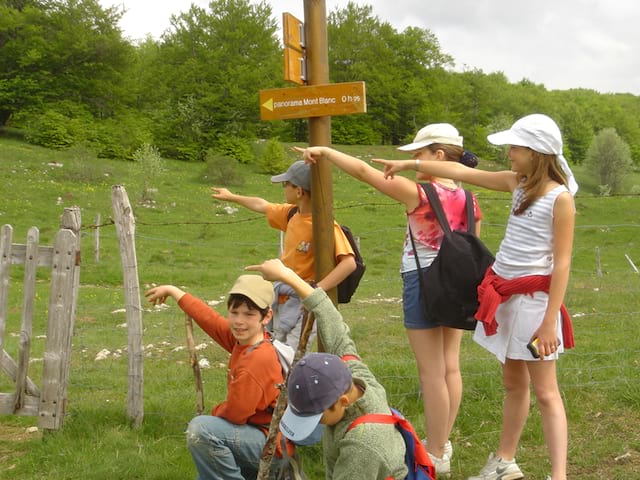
[585,128,633,194]
[150,0,282,160]
[328,3,453,145]
[0,0,133,126]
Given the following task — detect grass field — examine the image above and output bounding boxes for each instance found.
[0,136,639,479]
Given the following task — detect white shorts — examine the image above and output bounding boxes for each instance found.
[473,291,564,364]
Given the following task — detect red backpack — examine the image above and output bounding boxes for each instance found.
[347,408,436,480]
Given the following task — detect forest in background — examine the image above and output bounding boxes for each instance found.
[1,0,639,170]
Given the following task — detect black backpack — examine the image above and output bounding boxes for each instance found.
[287,207,365,304]
[409,183,494,330]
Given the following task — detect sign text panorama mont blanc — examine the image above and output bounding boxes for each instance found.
[260,82,366,121]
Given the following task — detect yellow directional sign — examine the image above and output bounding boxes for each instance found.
[284,47,305,85]
[283,13,304,52]
[260,82,366,121]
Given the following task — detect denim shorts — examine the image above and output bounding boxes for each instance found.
[402,268,439,330]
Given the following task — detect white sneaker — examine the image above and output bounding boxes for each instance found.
[421,438,453,459]
[428,451,451,476]
[467,452,524,480]
[444,440,453,459]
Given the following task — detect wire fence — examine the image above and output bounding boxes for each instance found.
[3,198,638,458]
[67,201,640,415]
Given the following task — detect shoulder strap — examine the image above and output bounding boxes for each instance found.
[421,183,451,235]
[286,206,299,222]
[341,354,361,362]
[464,190,475,234]
[347,412,397,432]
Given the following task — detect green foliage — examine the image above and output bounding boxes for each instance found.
[16,101,98,149]
[147,0,282,156]
[213,134,255,164]
[3,0,640,169]
[201,150,245,186]
[133,143,165,202]
[2,138,640,479]
[331,116,381,145]
[0,0,134,124]
[22,110,74,149]
[256,138,290,174]
[585,128,633,194]
[94,113,154,160]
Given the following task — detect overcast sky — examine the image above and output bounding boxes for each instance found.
[99,0,639,95]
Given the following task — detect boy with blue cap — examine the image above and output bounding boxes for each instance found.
[247,259,407,480]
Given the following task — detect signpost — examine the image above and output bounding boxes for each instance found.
[259,81,366,121]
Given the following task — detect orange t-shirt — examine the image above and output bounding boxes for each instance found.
[266,203,354,282]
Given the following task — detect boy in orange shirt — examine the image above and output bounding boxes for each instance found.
[212,161,356,350]
[145,274,289,480]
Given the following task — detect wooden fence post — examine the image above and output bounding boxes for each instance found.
[39,227,78,430]
[111,185,144,428]
[14,227,39,412]
[57,207,81,421]
[0,225,14,373]
[94,213,100,263]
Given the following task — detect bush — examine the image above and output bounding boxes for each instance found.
[23,110,74,149]
[257,139,290,174]
[585,128,633,194]
[133,143,165,201]
[15,102,98,149]
[94,114,154,160]
[213,134,255,164]
[201,150,245,186]
[331,116,381,145]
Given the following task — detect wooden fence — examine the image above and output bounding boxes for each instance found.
[0,207,80,430]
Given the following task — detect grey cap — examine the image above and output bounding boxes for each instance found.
[271,161,311,191]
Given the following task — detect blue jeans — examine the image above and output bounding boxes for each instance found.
[272,281,316,351]
[402,268,439,329]
[186,415,284,480]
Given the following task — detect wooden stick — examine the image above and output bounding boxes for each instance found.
[257,309,315,480]
[185,313,204,415]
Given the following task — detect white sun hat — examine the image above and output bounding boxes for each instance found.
[487,114,578,195]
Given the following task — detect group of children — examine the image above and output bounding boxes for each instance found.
[145,113,576,480]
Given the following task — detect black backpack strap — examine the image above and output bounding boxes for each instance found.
[464,190,476,234]
[421,183,452,235]
[286,206,299,222]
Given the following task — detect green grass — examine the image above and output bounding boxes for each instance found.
[1,137,639,478]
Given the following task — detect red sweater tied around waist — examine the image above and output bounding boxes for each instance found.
[474,268,574,348]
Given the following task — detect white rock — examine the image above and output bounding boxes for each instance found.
[95,349,111,361]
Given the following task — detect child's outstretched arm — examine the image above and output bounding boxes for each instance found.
[247,259,358,357]
[246,259,314,300]
[211,187,270,213]
[373,157,517,193]
[295,146,417,207]
[145,285,186,305]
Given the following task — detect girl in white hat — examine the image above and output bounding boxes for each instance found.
[375,113,576,480]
